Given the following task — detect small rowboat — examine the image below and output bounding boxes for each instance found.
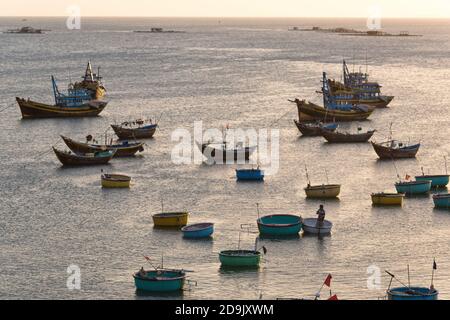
[302,218,333,235]
[415,175,449,188]
[152,212,189,227]
[371,141,420,159]
[236,168,264,181]
[371,193,404,206]
[219,250,261,267]
[294,120,337,136]
[111,123,158,140]
[53,147,115,166]
[321,129,375,143]
[433,193,450,208]
[395,180,431,195]
[101,173,131,188]
[387,287,438,300]
[61,135,144,157]
[305,184,341,199]
[181,223,214,238]
[257,214,302,236]
[133,269,186,292]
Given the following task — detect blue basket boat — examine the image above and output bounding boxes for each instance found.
[395,180,431,195]
[257,214,302,236]
[236,168,264,181]
[387,287,438,300]
[133,269,186,292]
[181,223,214,239]
[433,193,450,208]
[415,175,449,188]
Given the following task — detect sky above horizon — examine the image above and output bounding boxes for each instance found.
[0,0,450,18]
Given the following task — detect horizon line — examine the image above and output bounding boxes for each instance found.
[0,15,448,19]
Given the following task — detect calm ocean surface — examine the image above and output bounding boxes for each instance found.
[1,17,450,300]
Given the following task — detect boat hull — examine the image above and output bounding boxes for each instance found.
[219,250,261,267]
[371,193,404,205]
[257,215,302,236]
[332,96,394,108]
[134,270,186,292]
[295,100,373,122]
[17,97,107,119]
[305,185,341,198]
[395,181,431,195]
[387,287,438,300]
[153,212,189,227]
[294,120,337,136]
[53,148,114,166]
[111,124,157,139]
[371,142,420,159]
[198,143,256,163]
[181,223,214,238]
[321,130,375,143]
[61,135,144,157]
[302,218,332,235]
[101,174,131,188]
[236,169,264,181]
[415,175,449,188]
[433,194,450,208]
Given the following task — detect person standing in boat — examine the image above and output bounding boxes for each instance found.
[316,205,326,226]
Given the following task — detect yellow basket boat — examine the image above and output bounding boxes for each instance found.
[371,193,404,206]
[305,184,341,199]
[152,212,189,227]
[101,173,131,188]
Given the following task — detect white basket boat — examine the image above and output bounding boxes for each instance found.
[302,218,333,235]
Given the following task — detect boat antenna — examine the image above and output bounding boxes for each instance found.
[161,254,164,269]
[305,165,311,186]
[238,232,241,250]
[365,49,368,76]
[445,156,448,175]
[160,197,164,212]
[407,264,411,288]
[388,122,393,141]
[325,169,329,185]
[256,203,260,219]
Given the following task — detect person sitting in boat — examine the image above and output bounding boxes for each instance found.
[316,205,326,225]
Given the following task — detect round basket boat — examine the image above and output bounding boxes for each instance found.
[152,212,189,227]
[101,173,131,188]
[181,223,214,239]
[302,218,333,235]
[257,214,302,236]
[133,269,186,292]
[219,250,261,267]
[387,287,438,300]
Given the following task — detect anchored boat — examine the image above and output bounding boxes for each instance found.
[72,61,106,100]
[197,141,257,163]
[415,175,449,188]
[17,76,107,119]
[53,147,115,166]
[153,212,189,227]
[61,135,144,157]
[111,119,158,139]
[302,218,333,235]
[219,250,262,268]
[257,214,303,236]
[101,172,131,188]
[292,99,373,122]
[395,180,431,195]
[305,184,341,199]
[371,193,404,206]
[134,268,186,292]
[321,128,375,143]
[236,168,264,181]
[294,120,338,136]
[181,223,214,239]
[371,140,420,159]
[433,193,450,209]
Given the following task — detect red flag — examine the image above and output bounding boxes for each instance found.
[324,274,332,287]
[405,174,411,180]
[328,294,338,300]
[433,259,437,270]
[144,256,150,261]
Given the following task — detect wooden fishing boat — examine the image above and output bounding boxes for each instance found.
[72,61,106,100]
[305,184,341,198]
[371,193,404,206]
[133,269,186,292]
[302,218,333,235]
[321,129,375,143]
[61,135,144,157]
[53,147,115,166]
[292,99,374,122]
[219,250,261,268]
[181,223,214,239]
[236,168,264,181]
[111,120,158,139]
[371,141,420,159]
[433,193,450,209]
[387,287,438,300]
[101,173,131,188]
[257,214,302,236]
[415,175,449,188]
[294,120,338,136]
[197,142,257,163]
[395,180,431,195]
[152,212,189,227]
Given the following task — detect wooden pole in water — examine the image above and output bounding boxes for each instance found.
[407,264,411,288]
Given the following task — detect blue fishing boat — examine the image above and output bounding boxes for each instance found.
[236,168,264,181]
[387,287,438,300]
[416,175,449,188]
[181,223,214,239]
[433,193,450,208]
[395,180,431,195]
[257,214,302,236]
[133,269,186,292]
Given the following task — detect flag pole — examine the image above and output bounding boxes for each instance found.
[431,258,436,288]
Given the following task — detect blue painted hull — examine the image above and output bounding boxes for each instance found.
[182,224,214,238]
[134,270,185,292]
[395,181,431,194]
[388,287,438,300]
[433,194,450,208]
[416,175,449,188]
[257,215,302,236]
[236,169,264,181]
